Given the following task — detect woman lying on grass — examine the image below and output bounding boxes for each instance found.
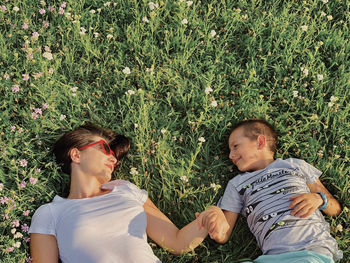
[29,123,228,263]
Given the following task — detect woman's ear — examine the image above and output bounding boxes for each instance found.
[257,135,266,150]
[70,148,81,164]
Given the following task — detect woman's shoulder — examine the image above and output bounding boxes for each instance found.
[102,179,141,191]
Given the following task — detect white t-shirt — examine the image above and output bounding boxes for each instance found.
[29,181,161,263]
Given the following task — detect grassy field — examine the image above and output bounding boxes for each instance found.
[0,0,349,262]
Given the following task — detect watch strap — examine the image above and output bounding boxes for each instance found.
[318,192,328,210]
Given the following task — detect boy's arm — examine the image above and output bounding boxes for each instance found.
[198,206,238,244]
[289,179,341,217]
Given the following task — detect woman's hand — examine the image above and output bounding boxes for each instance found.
[289,193,323,218]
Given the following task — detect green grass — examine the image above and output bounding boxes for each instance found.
[0,0,349,262]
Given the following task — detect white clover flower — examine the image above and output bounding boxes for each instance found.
[301,66,309,76]
[106,34,113,39]
[148,2,159,10]
[328,102,334,107]
[161,129,167,134]
[104,2,111,7]
[89,9,96,14]
[336,224,343,232]
[187,1,193,6]
[79,27,87,35]
[210,30,216,37]
[146,67,154,75]
[210,183,221,191]
[65,12,72,19]
[322,0,328,3]
[181,18,188,25]
[142,16,149,23]
[59,114,66,121]
[205,86,213,94]
[122,67,131,75]
[330,96,338,102]
[301,25,308,31]
[310,114,318,120]
[130,167,139,175]
[14,232,23,239]
[11,228,16,234]
[71,86,78,92]
[40,0,46,6]
[211,100,218,107]
[13,6,20,12]
[293,90,298,98]
[125,90,135,95]
[321,11,326,17]
[13,241,21,248]
[0,183,3,191]
[93,32,100,38]
[180,175,189,182]
[134,123,138,128]
[43,52,53,60]
[317,74,324,81]
[327,15,333,21]
[198,137,206,143]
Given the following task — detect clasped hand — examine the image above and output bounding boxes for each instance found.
[196,206,229,241]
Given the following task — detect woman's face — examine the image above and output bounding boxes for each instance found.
[78,136,117,183]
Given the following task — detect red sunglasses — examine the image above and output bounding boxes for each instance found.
[79,139,115,157]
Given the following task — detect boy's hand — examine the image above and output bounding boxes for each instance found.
[196,206,229,241]
[289,193,323,218]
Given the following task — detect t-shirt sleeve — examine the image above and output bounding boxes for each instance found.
[126,181,148,205]
[217,180,243,214]
[28,204,56,236]
[289,158,322,184]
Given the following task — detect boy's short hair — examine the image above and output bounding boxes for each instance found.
[231,119,278,155]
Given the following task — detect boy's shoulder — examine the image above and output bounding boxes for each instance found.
[230,158,309,180]
[282,157,308,165]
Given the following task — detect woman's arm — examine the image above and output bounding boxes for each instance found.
[143,198,208,255]
[30,233,59,263]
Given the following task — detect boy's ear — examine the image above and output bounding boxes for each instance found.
[257,135,266,150]
[70,148,81,164]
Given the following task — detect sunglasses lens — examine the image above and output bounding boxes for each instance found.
[102,141,113,155]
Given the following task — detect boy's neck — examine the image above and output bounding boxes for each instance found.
[249,158,275,172]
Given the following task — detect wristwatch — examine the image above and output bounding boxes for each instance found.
[317,192,328,210]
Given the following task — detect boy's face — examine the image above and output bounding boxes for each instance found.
[228,127,261,172]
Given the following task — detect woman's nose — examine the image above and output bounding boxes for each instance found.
[109,155,117,165]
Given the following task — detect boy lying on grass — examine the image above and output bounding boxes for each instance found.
[198,119,342,263]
